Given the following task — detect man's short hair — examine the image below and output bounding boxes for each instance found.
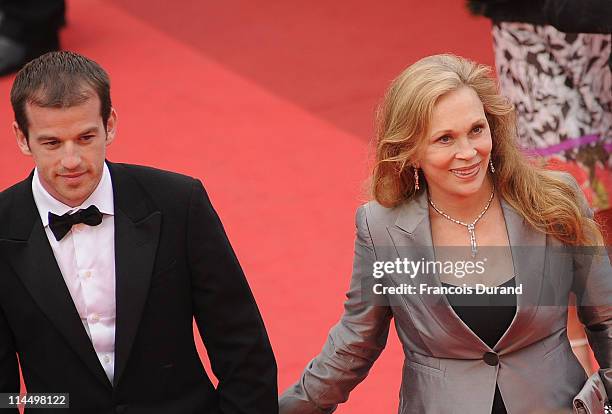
[10,51,112,139]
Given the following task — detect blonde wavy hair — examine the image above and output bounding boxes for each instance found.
[371,54,603,246]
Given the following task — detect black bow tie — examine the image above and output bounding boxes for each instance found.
[48,205,103,241]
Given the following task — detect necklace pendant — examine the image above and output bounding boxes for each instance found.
[428,189,494,260]
[467,226,477,258]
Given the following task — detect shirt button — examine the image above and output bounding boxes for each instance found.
[83,271,92,279]
[103,355,111,364]
[90,313,100,323]
[483,352,499,366]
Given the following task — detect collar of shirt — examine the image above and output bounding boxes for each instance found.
[32,162,115,228]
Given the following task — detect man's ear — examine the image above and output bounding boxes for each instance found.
[105,108,118,146]
[13,121,31,156]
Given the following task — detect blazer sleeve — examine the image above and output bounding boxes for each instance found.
[566,175,612,402]
[0,303,19,414]
[186,179,278,414]
[279,205,393,414]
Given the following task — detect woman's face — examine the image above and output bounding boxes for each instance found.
[417,86,492,201]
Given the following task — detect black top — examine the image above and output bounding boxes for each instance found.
[442,277,517,414]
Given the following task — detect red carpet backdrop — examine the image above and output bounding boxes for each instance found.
[0,1,495,412]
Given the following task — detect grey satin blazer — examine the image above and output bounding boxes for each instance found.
[280,178,612,414]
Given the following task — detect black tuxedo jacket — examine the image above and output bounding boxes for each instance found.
[0,162,278,413]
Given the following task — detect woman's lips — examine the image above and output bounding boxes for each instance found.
[450,162,480,179]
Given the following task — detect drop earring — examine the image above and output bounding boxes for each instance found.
[489,159,495,173]
[414,167,420,191]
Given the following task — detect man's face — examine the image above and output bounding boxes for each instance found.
[14,95,117,207]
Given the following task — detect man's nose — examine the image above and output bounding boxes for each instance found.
[60,143,82,170]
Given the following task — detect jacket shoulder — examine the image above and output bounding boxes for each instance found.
[358,199,404,228]
[541,170,592,217]
[108,162,208,216]
[109,162,204,199]
[110,162,198,189]
[355,199,405,245]
[0,183,18,210]
[0,176,35,240]
[0,177,31,216]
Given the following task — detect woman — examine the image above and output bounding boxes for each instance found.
[279,55,611,413]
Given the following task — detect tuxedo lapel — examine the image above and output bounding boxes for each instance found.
[0,176,111,389]
[108,162,161,388]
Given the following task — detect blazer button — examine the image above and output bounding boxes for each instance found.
[115,405,128,414]
[483,352,499,366]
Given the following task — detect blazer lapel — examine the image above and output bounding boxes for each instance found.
[388,190,437,300]
[1,176,111,389]
[108,162,161,388]
[493,198,546,352]
[389,191,492,352]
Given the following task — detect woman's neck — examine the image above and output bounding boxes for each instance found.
[427,178,495,223]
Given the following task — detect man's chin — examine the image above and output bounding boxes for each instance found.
[55,188,92,207]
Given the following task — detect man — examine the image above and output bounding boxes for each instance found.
[0,51,278,413]
[0,0,64,76]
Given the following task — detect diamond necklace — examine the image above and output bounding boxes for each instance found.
[428,189,495,258]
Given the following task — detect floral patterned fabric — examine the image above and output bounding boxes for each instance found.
[492,23,611,211]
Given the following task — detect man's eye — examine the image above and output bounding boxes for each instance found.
[81,135,94,141]
[43,140,59,146]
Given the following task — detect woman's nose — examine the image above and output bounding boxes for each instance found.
[455,137,477,160]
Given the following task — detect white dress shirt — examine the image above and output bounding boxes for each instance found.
[31,163,116,383]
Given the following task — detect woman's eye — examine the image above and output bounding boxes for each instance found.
[472,125,483,134]
[437,135,452,144]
